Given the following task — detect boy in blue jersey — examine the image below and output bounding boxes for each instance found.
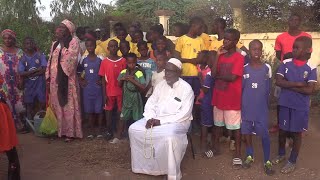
[241,40,274,175]
[272,36,316,174]
[18,37,47,121]
[200,69,215,157]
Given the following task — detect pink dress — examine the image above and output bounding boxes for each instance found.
[46,38,83,138]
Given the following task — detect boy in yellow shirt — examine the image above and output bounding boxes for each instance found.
[174,16,207,97]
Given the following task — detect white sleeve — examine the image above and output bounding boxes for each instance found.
[143,83,160,121]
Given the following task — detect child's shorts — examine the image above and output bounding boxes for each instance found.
[241,120,269,137]
[279,106,308,132]
[104,95,122,112]
[24,89,46,104]
[213,106,241,130]
[201,106,213,127]
[84,97,103,114]
[182,76,201,96]
[120,108,143,121]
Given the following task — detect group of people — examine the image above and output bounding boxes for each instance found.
[0,12,316,180]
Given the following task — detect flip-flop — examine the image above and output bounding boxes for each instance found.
[233,158,242,170]
[64,138,73,143]
[96,135,103,138]
[204,150,214,158]
[87,135,94,139]
[109,138,120,144]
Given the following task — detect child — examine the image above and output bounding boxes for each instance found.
[110,53,146,144]
[241,40,274,175]
[148,52,168,96]
[99,39,126,140]
[199,59,215,158]
[119,40,130,59]
[272,36,316,174]
[137,41,157,101]
[150,36,172,60]
[0,94,21,180]
[173,22,188,38]
[18,37,47,122]
[211,29,244,168]
[78,38,104,138]
[175,16,207,97]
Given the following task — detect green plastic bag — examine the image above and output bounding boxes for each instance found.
[39,106,58,135]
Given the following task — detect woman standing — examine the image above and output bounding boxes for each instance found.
[0,29,25,129]
[46,19,83,141]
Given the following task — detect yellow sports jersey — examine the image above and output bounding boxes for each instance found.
[96,40,102,45]
[209,36,244,51]
[100,37,134,57]
[131,43,153,57]
[175,35,208,76]
[126,35,132,42]
[83,44,107,58]
[200,33,211,50]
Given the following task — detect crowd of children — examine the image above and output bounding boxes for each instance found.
[0,12,317,179]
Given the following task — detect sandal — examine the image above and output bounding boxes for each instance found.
[64,138,73,143]
[204,150,214,158]
[281,161,296,174]
[272,155,285,165]
[233,158,242,169]
[96,135,103,138]
[109,138,120,144]
[87,135,94,139]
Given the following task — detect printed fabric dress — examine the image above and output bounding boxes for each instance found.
[0,47,24,121]
[45,38,83,138]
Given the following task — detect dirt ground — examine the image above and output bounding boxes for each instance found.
[1,107,320,180]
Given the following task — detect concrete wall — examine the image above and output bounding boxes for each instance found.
[167,32,320,66]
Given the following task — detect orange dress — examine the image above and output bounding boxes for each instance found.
[0,102,18,152]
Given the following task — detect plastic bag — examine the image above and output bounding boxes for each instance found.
[39,106,57,135]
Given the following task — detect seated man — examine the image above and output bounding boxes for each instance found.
[128,58,194,180]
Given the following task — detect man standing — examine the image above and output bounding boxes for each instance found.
[128,58,194,180]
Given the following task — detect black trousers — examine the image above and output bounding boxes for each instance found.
[5,147,20,180]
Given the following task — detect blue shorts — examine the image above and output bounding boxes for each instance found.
[241,120,269,137]
[201,106,213,127]
[83,97,103,114]
[182,76,201,96]
[279,106,308,132]
[24,89,46,104]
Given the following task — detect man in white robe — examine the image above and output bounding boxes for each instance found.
[129,58,194,180]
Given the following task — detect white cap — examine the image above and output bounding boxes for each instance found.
[95,28,101,32]
[168,58,182,70]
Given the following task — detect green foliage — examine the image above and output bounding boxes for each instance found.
[0,19,54,56]
[0,0,40,21]
[242,0,320,33]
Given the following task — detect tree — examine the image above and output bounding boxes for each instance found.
[0,0,42,21]
[50,0,113,27]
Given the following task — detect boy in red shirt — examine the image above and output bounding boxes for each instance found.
[212,29,244,167]
[99,40,126,139]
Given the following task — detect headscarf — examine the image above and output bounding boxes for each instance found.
[61,19,76,36]
[1,29,16,40]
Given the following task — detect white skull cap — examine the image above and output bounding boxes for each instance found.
[168,58,182,70]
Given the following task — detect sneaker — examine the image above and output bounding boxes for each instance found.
[281,161,296,174]
[264,161,275,176]
[229,140,235,151]
[272,155,285,165]
[242,155,254,169]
